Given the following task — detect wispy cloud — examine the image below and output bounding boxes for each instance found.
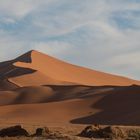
[0,0,140,79]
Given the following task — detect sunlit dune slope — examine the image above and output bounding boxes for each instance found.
[2,50,139,87]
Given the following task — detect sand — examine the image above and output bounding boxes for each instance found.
[0,50,140,126]
[7,50,140,86]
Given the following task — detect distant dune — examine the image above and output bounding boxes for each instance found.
[0,50,140,126]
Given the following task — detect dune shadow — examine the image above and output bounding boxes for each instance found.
[14,50,32,63]
[0,65,36,79]
[42,85,114,103]
[0,58,36,90]
[0,66,36,91]
[0,50,34,79]
[70,85,140,125]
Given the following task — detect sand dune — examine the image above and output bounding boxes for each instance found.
[0,50,140,126]
[0,85,103,105]
[0,50,139,87]
[0,84,139,125]
[0,97,97,125]
[0,91,17,105]
[71,85,140,125]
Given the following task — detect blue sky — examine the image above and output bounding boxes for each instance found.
[0,0,140,80]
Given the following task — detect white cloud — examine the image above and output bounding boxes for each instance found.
[0,0,140,79]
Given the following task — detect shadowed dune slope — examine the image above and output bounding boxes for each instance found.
[0,85,105,105]
[70,85,140,125]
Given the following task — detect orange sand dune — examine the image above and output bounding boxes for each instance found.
[1,50,138,87]
[0,85,102,105]
[0,98,93,125]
